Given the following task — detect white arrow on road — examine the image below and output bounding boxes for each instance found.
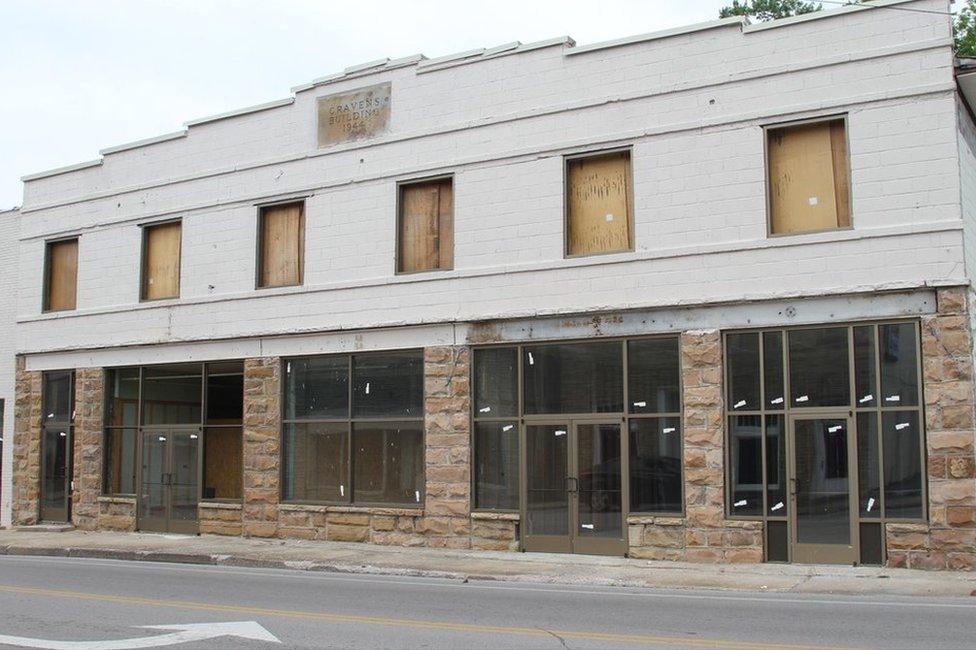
[0,621,280,649]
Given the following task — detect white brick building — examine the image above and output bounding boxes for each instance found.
[5,0,976,568]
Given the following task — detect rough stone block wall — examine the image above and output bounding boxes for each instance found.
[242,357,281,538]
[199,502,243,536]
[628,330,763,562]
[11,357,40,526]
[229,349,478,547]
[470,513,519,551]
[97,497,135,531]
[421,346,472,548]
[888,287,976,570]
[71,368,104,530]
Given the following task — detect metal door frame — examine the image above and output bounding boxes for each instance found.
[39,424,72,523]
[788,411,858,565]
[520,417,626,556]
[136,425,201,534]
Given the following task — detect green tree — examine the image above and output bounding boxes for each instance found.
[719,0,976,57]
[718,0,821,21]
[957,0,976,57]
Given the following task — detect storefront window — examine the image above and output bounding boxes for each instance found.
[102,362,243,499]
[472,337,683,515]
[281,351,424,506]
[724,322,925,528]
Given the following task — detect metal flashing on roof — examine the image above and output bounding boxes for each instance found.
[418,48,486,68]
[21,159,103,182]
[183,97,295,128]
[566,16,745,56]
[99,130,187,156]
[344,58,390,74]
[484,41,521,56]
[291,54,425,93]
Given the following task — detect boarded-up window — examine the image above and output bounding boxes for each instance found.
[768,119,851,235]
[141,221,182,301]
[258,202,304,288]
[398,178,453,273]
[566,151,633,256]
[44,238,78,312]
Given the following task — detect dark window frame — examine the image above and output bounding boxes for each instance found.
[101,362,244,502]
[563,146,636,259]
[722,321,927,526]
[470,335,684,516]
[42,236,80,313]
[279,349,426,508]
[139,218,183,302]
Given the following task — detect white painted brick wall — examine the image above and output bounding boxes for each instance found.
[0,208,18,527]
[11,0,966,357]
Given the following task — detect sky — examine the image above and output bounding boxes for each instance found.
[0,0,836,210]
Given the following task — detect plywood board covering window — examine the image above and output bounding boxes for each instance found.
[566,151,633,257]
[768,118,851,235]
[398,177,453,273]
[258,202,304,288]
[45,238,78,312]
[142,221,182,300]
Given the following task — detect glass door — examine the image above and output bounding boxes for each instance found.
[521,420,626,555]
[39,426,71,522]
[522,422,572,553]
[138,427,200,534]
[574,421,625,555]
[789,415,857,564]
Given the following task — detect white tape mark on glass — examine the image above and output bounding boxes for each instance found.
[479,406,491,413]
[286,362,291,373]
[771,502,784,512]
[415,490,420,502]
[340,485,344,496]
[771,397,784,405]
[733,400,746,409]
[158,436,166,442]
[59,432,67,438]
[733,499,747,507]
[633,401,647,408]
[528,352,534,365]
[886,395,901,402]
[555,430,567,436]
[502,425,514,432]
[859,394,874,403]
[190,434,198,440]
[663,427,676,434]
[828,425,842,433]
[581,523,595,529]
[867,497,875,512]
[895,422,910,431]
[795,395,809,403]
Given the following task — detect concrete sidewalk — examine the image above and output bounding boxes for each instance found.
[2,528,975,598]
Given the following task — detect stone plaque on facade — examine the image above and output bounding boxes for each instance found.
[317,82,391,147]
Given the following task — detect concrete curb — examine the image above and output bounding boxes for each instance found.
[2,539,975,597]
[0,544,477,582]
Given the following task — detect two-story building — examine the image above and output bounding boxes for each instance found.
[4,0,975,569]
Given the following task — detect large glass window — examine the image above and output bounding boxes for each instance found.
[523,341,623,414]
[788,327,849,407]
[724,322,925,525]
[281,351,424,506]
[473,337,683,514]
[629,417,682,513]
[102,362,243,499]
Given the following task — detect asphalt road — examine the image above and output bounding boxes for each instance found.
[0,555,974,649]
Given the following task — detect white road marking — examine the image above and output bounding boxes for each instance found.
[0,621,279,649]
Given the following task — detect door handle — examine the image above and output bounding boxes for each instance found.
[565,477,579,493]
